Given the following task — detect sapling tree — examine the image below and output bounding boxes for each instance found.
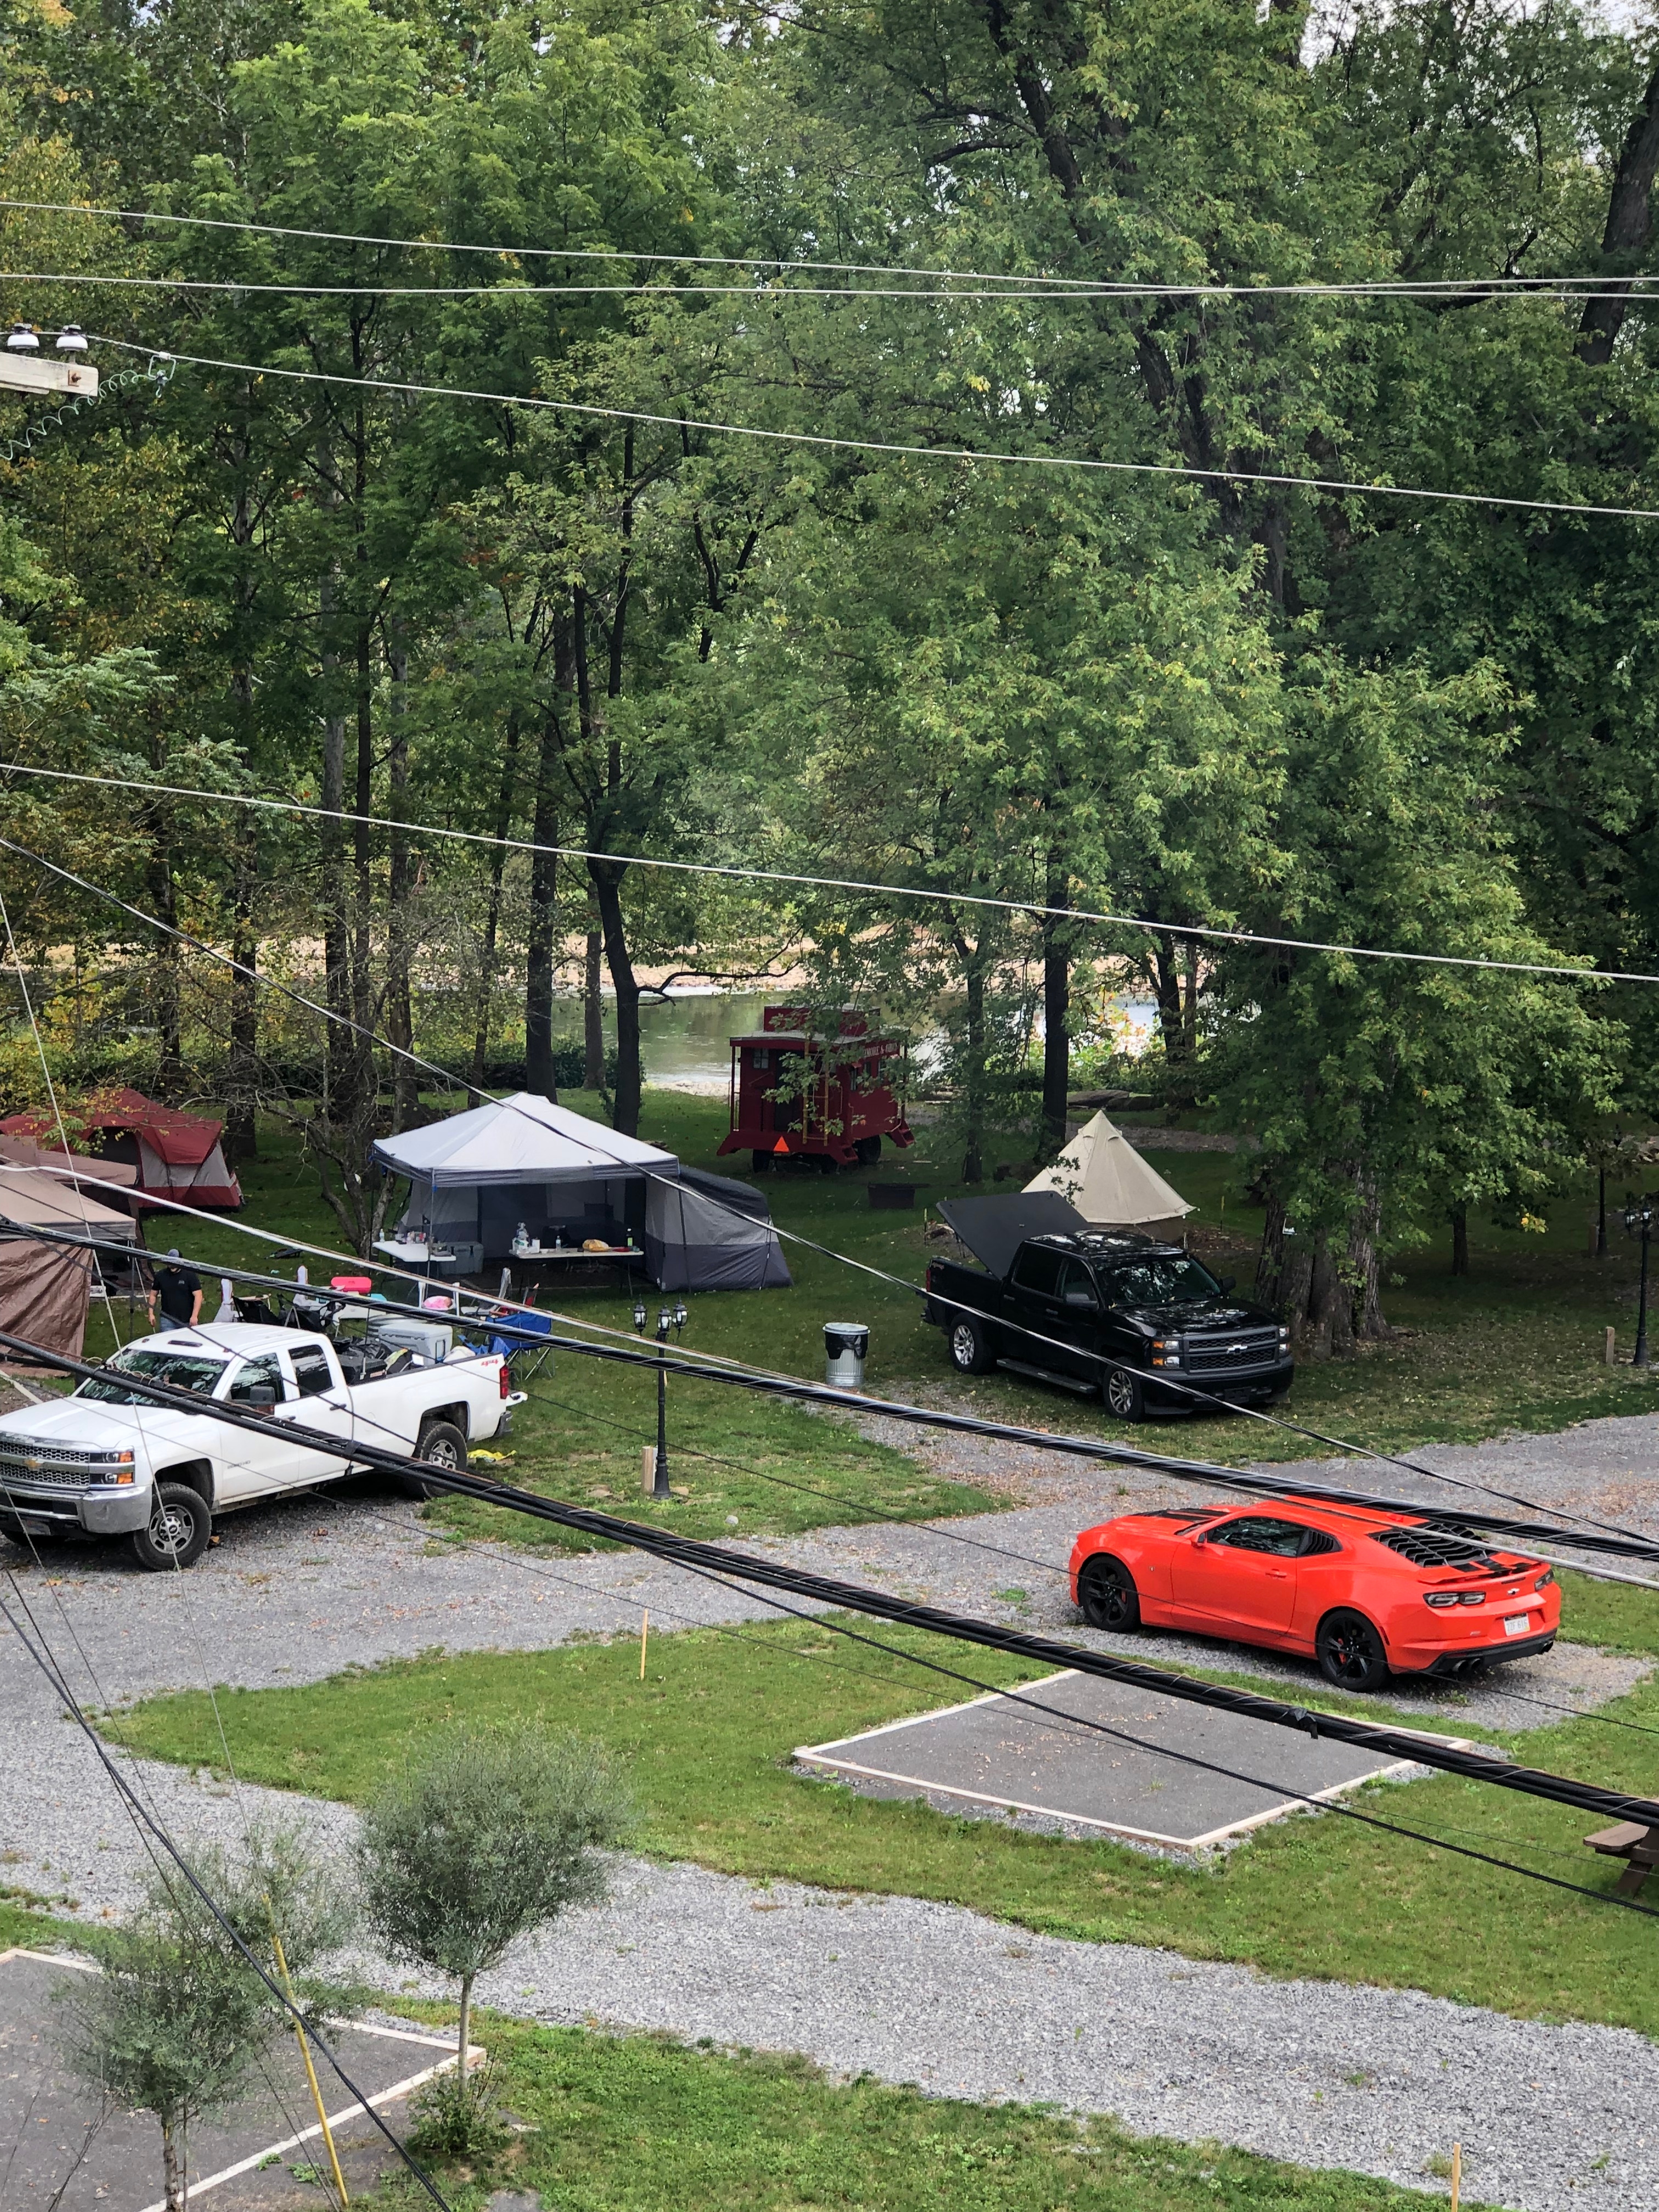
[354,1720,630,2144]
[53,1823,362,2212]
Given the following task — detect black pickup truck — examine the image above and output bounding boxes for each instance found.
[922,1193,1293,1420]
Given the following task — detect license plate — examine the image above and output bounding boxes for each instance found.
[1503,1612,1531,1637]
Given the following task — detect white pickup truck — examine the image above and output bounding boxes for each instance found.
[0,1318,518,1570]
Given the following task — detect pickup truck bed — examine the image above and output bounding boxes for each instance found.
[0,1320,517,1569]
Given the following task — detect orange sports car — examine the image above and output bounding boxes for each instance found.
[1069,1498,1560,1689]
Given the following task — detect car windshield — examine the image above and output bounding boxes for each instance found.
[77,1348,229,1405]
[1099,1257,1224,1307]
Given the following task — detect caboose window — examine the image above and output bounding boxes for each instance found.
[751,1048,771,1070]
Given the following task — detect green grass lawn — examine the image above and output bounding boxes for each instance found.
[105,1570,1659,2042]
[75,1088,1659,1553]
[362,2011,1482,2212]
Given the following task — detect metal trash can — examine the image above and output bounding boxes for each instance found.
[823,1322,868,1389]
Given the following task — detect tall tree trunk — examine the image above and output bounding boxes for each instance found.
[457,1969,476,2095]
[957,929,989,1184]
[225,810,259,1160]
[472,715,520,1091]
[583,923,605,1088]
[386,624,416,1131]
[146,798,182,1098]
[1346,1169,1389,1342]
[1450,1206,1469,1277]
[590,860,641,1135]
[1598,1165,1609,1259]
[1040,859,1070,1161]
[224,454,259,1161]
[1306,1227,1342,1359]
[523,707,561,1099]
[1579,61,1659,366]
[353,615,374,1046]
[1255,1182,1288,1308]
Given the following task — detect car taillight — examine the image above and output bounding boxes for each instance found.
[1534,1570,1554,1591]
[499,1358,511,1399]
[1424,1592,1458,1608]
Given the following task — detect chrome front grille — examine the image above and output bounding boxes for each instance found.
[1183,1328,1280,1373]
[0,1438,115,1488]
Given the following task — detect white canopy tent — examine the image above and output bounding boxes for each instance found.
[1024,1112,1193,1234]
[370,1093,788,1289]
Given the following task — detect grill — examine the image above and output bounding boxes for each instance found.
[0,1439,117,1489]
[1183,1327,1280,1373]
[1370,1526,1502,1571]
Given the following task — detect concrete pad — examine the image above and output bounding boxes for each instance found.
[0,1948,462,2209]
[795,1671,1479,1850]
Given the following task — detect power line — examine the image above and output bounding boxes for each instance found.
[2,815,1643,1550]
[7,269,1656,307]
[2,1318,1654,1902]
[3,196,1655,298]
[2,759,1641,986]
[0,1577,458,2209]
[88,332,1659,527]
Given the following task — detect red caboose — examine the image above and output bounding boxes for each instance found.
[718,1006,915,1171]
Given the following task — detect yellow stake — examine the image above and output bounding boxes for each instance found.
[266,1898,349,2207]
[640,1608,650,1679]
[1449,2142,1461,2212]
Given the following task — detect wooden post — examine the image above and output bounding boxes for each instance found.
[1606,1326,1617,1366]
[639,1610,649,1679]
[1449,2141,1461,2211]
[641,1443,657,1495]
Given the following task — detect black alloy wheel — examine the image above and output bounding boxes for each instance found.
[1104,1366,1146,1421]
[1078,1554,1141,1632]
[1316,1608,1392,1691]
[130,1481,211,1572]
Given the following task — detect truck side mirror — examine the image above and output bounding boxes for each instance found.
[1220,1274,1236,1294]
[246,1383,277,1408]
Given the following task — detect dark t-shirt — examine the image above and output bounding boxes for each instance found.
[153,1266,201,1324]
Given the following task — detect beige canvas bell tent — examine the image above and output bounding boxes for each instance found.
[0,1164,142,1362]
[1024,1112,1193,1237]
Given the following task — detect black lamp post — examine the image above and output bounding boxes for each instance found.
[1623,1194,1655,1369]
[634,1297,688,1497]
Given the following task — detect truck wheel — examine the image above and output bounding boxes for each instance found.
[130,1482,211,1572]
[947,1316,994,1375]
[855,1136,881,1166]
[751,1149,772,1173]
[1078,1554,1141,1632]
[1104,1367,1146,1421]
[400,1419,468,1501]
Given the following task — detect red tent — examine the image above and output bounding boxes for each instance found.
[0,1088,242,1210]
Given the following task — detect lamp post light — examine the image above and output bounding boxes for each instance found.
[633,1298,688,1498]
[1623,1194,1656,1369]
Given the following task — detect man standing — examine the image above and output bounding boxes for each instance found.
[148,1248,202,1331]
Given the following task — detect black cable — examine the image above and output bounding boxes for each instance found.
[12,1209,1657,1578]
[4,821,1648,1559]
[0,1578,456,2209]
[2,1318,1654,1834]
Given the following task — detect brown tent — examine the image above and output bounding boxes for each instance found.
[0,1165,141,1363]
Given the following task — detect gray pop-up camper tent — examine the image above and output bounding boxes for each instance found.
[370,1093,789,1291]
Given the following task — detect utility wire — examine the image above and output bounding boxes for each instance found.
[2,820,1646,1553]
[3,195,1655,298]
[2,760,1639,986]
[0,1578,457,2208]
[11,1204,1656,1576]
[86,333,1659,527]
[3,1327,1654,1917]
[7,269,1656,306]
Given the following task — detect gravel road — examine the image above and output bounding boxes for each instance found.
[5,1407,1659,2210]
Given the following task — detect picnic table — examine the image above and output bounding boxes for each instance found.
[1584,1821,1659,1897]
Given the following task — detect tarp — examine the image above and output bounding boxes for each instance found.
[0,1088,242,1208]
[645,1167,792,1291]
[0,1165,142,1362]
[936,1192,1088,1280]
[370,1092,679,1188]
[1024,1113,1193,1229]
[0,1133,138,1191]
